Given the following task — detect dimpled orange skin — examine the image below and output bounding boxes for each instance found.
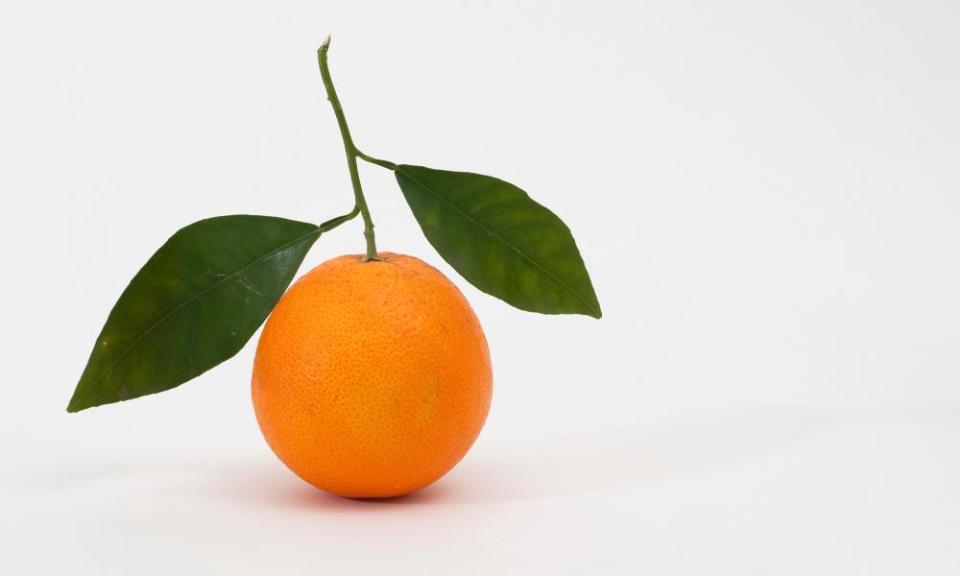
[251,253,492,498]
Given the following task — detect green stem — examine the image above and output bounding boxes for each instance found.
[356,149,397,171]
[317,37,379,261]
[317,206,359,234]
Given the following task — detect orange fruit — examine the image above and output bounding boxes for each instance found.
[251,252,493,498]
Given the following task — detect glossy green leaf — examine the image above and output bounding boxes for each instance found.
[394,165,601,318]
[68,215,322,412]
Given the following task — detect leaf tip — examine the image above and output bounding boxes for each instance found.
[66,381,95,413]
[65,397,83,414]
[580,289,603,319]
[580,301,602,319]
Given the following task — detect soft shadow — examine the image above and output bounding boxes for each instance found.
[24,403,939,509]
[228,470,462,512]
[222,404,850,509]
[443,404,845,504]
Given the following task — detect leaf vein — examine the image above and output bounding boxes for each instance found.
[76,226,321,401]
[399,168,596,313]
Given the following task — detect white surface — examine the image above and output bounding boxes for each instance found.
[2,0,959,573]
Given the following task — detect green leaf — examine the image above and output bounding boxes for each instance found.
[394,165,601,318]
[68,215,322,412]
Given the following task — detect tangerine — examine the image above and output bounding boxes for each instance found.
[252,253,492,498]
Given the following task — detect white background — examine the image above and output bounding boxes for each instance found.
[2,0,959,573]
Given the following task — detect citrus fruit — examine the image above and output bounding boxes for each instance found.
[251,252,493,498]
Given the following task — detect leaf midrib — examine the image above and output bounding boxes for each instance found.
[73,226,320,405]
[398,167,597,314]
